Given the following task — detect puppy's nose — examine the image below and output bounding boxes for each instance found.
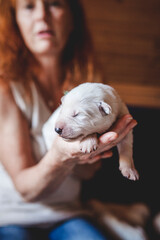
[55,127,63,135]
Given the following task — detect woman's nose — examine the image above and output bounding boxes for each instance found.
[34,2,48,20]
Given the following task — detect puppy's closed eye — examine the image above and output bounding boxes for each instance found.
[72,112,79,118]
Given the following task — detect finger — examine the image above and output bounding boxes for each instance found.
[88,155,102,164]
[78,159,90,164]
[99,131,118,145]
[111,114,133,129]
[78,154,94,164]
[80,153,91,161]
[98,119,137,153]
[116,119,137,142]
[100,150,113,159]
[99,114,136,144]
[88,150,113,163]
[110,114,134,134]
[79,153,102,164]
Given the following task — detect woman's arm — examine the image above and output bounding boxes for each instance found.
[0,86,79,202]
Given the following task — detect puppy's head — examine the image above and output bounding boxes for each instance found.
[55,89,112,140]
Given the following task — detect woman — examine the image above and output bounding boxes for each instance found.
[0,0,137,239]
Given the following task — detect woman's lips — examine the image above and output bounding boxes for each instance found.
[37,30,54,38]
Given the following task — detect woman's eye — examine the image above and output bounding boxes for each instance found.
[48,1,61,7]
[24,3,34,10]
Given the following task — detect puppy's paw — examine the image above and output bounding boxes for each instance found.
[120,166,139,181]
[80,135,98,153]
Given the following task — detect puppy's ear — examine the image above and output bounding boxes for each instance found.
[61,90,69,103]
[61,95,65,103]
[98,101,112,116]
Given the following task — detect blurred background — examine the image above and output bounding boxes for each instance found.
[82,0,160,108]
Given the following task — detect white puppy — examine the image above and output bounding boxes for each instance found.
[42,82,139,181]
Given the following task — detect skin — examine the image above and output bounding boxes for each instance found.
[16,0,73,57]
[0,0,137,202]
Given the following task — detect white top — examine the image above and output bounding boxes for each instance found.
[0,81,84,227]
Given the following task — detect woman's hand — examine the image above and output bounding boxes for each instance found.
[54,114,137,164]
[78,114,137,164]
[71,114,137,179]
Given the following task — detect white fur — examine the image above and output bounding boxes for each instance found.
[42,82,139,181]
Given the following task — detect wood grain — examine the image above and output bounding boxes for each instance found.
[82,0,160,107]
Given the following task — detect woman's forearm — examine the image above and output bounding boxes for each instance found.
[14,147,77,202]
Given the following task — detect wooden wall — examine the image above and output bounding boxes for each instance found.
[82,0,160,108]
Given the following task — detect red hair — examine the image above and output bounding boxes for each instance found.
[0,0,102,90]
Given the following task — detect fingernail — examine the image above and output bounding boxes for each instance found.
[126,115,133,123]
[108,135,117,142]
[101,132,117,143]
[101,151,113,158]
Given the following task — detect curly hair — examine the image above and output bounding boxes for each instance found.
[0,0,102,89]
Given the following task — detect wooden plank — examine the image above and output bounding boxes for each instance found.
[109,83,160,109]
[99,54,160,85]
[81,0,160,107]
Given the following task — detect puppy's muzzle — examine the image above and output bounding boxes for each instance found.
[55,126,83,140]
[55,127,63,135]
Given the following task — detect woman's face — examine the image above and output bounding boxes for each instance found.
[15,0,73,58]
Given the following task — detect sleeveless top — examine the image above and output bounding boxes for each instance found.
[0,81,85,227]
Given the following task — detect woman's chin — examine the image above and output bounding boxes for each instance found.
[33,42,60,57]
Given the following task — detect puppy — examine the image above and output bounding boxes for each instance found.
[42,82,139,181]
